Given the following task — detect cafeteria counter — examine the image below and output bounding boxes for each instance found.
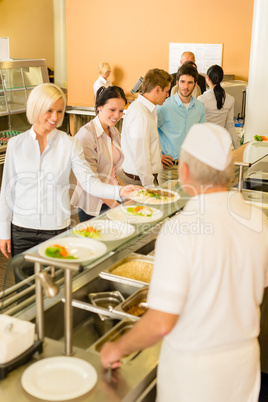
[0,181,185,401]
[2,147,268,400]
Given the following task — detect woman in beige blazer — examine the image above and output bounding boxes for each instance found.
[71,86,127,222]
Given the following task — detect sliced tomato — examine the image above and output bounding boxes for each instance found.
[85,226,98,233]
[53,245,68,257]
[134,206,144,213]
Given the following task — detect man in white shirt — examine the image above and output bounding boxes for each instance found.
[119,68,173,187]
[101,123,268,402]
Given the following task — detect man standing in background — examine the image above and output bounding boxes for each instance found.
[170,51,207,95]
[119,68,173,187]
[157,64,206,185]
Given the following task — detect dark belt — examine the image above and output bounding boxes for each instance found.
[123,171,141,181]
[153,173,159,185]
[123,171,158,184]
[172,160,179,166]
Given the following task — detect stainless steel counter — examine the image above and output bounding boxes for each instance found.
[3,154,268,401]
[0,181,185,400]
[0,337,160,402]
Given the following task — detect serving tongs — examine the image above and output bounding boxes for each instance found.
[61,298,140,322]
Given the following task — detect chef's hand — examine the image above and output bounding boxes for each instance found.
[100,342,123,369]
[0,239,11,259]
[119,185,143,198]
[161,154,174,169]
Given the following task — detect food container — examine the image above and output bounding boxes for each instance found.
[88,320,139,362]
[115,287,149,317]
[88,291,124,321]
[99,253,154,293]
[243,140,268,164]
[87,291,124,336]
[0,315,35,364]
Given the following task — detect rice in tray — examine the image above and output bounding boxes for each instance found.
[111,260,153,283]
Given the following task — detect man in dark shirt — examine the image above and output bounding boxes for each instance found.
[170,51,206,95]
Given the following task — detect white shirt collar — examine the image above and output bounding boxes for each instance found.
[175,92,195,107]
[30,126,58,141]
[99,75,107,85]
[137,94,156,113]
[93,115,107,138]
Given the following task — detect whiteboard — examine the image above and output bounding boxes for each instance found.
[169,43,223,75]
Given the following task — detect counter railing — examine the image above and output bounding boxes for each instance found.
[0,264,66,316]
[2,181,185,363]
[233,142,268,191]
[23,254,82,356]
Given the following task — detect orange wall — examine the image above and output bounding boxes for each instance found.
[0,0,54,69]
[66,0,254,107]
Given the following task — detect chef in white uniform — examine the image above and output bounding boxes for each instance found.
[101,123,268,402]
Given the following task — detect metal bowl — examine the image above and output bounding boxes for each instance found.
[88,291,124,321]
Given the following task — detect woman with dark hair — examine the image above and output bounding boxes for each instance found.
[71,86,127,222]
[198,65,240,149]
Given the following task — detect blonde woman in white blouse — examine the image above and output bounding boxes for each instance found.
[198,65,240,149]
[71,86,127,222]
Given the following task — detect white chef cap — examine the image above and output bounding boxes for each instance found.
[181,123,232,171]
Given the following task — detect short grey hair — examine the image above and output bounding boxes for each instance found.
[180,149,234,187]
[26,83,66,126]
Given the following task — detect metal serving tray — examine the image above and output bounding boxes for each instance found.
[115,287,149,317]
[88,319,139,362]
[247,171,268,181]
[99,253,154,291]
[88,290,125,321]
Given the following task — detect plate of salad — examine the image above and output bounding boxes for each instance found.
[106,205,163,224]
[254,135,268,141]
[130,188,180,205]
[38,236,107,263]
[72,220,135,241]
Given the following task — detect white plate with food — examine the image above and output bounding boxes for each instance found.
[38,236,107,263]
[21,356,98,400]
[72,219,135,241]
[130,188,180,205]
[106,204,163,224]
